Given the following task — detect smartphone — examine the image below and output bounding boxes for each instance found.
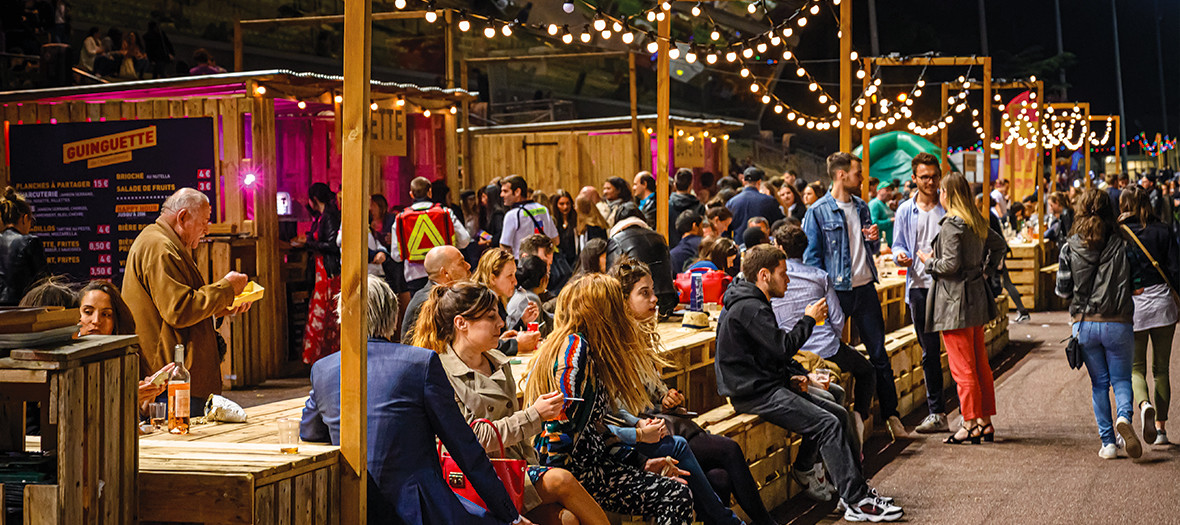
[148,366,170,386]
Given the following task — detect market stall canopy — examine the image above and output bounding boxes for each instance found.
[852,131,960,185]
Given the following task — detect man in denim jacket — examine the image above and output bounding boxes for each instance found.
[802,152,907,440]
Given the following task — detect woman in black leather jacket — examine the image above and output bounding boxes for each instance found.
[298,183,342,363]
[0,187,47,306]
[1118,187,1177,445]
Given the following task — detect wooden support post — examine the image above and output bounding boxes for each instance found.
[233,21,243,72]
[1113,116,1121,174]
[655,13,671,239]
[982,58,993,211]
[340,0,371,521]
[629,52,644,175]
[1083,104,1091,187]
[861,58,870,191]
[839,0,852,152]
[940,82,949,174]
[443,12,459,192]
[1035,82,1044,239]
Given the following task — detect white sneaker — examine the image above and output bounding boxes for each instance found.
[915,413,949,433]
[1153,429,1169,445]
[1140,403,1158,444]
[1098,443,1118,459]
[790,464,833,502]
[843,495,903,522]
[813,462,837,499]
[886,416,908,440]
[1115,416,1142,459]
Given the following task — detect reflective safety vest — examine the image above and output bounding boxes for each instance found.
[395,203,455,262]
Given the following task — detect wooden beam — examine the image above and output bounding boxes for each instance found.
[869,56,990,67]
[860,57,870,199]
[465,51,630,64]
[838,0,852,151]
[239,10,428,28]
[939,81,949,174]
[233,21,243,72]
[460,50,474,189]
[629,52,644,175]
[656,13,671,239]
[1035,82,1044,239]
[444,9,459,192]
[982,58,992,211]
[340,0,371,521]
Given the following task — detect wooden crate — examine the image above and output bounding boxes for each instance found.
[138,441,340,525]
[2,335,140,525]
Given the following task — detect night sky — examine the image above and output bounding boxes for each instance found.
[771,0,1176,150]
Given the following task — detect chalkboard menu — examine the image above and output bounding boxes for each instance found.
[8,118,217,285]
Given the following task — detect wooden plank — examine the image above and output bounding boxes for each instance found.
[83,362,100,524]
[135,100,153,120]
[99,359,120,525]
[276,477,293,525]
[67,101,87,123]
[17,104,36,125]
[57,366,83,524]
[294,472,314,525]
[7,335,138,364]
[314,468,329,525]
[256,483,276,525]
[328,463,339,525]
[49,103,68,124]
[0,370,46,383]
[24,484,58,525]
[139,472,254,524]
[120,102,135,121]
[121,353,137,524]
[35,104,50,124]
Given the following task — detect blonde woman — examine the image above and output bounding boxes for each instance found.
[412,282,608,525]
[473,247,539,354]
[917,173,1007,444]
[524,274,692,525]
[574,194,609,252]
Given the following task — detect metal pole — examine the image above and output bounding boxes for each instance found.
[978,0,990,56]
[839,0,852,152]
[1154,0,1169,135]
[868,0,880,57]
[1111,0,1129,173]
[1053,0,1067,100]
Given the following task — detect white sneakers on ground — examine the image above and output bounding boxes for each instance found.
[1115,416,1142,459]
[914,413,949,434]
[1098,443,1118,459]
[842,494,904,522]
[886,416,908,440]
[1140,402,1157,444]
[1154,429,1169,445]
[791,463,835,502]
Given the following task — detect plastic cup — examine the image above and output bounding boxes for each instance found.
[278,418,299,454]
[149,402,167,429]
[527,322,539,332]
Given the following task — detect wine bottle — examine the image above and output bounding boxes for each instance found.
[167,344,191,434]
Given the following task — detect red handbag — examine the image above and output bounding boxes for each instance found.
[438,418,527,512]
[674,267,733,304]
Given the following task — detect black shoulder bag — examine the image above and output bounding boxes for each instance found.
[1063,257,1100,370]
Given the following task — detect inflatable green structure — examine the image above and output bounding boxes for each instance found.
[851,131,959,185]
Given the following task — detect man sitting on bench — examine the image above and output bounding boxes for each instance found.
[715,244,903,522]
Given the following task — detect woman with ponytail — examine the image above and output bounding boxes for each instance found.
[412,282,608,525]
[0,187,48,306]
[525,274,693,525]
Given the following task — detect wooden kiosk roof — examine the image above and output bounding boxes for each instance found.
[0,70,475,104]
[463,113,745,134]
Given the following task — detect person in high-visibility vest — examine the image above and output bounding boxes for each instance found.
[391,177,470,297]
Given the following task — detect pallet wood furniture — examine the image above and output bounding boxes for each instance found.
[1,335,139,525]
[1007,241,1058,311]
[138,440,339,525]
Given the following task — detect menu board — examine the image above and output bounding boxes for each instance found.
[8,118,217,285]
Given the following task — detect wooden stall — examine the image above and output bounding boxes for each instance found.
[0,71,472,389]
[1006,240,1058,312]
[465,115,742,195]
[6,335,140,525]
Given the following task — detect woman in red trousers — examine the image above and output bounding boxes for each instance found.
[918,173,1008,444]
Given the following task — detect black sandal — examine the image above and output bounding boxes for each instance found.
[980,423,995,443]
[944,424,982,445]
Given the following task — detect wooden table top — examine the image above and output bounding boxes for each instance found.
[138,439,338,478]
[139,396,309,445]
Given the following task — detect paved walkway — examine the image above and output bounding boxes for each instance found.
[776,310,1180,524]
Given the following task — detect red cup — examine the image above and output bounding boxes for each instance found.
[527,322,539,332]
[897,268,907,276]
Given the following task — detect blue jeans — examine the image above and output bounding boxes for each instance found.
[636,435,742,525]
[1074,321,1135,445]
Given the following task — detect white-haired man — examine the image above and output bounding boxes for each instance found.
[123,188,249,410]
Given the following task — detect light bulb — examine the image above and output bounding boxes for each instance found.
[913,89,922,97]
[424,109,431,118]
[711,28,721,41]
[563,2,575,13]
[761,95,771,104]
[661,1,672,11]
[297,101,307,110]
[394,0,406,8]
[449,106,458,114]
[750,83,759,93]
[647,11,657,22]
[621,32,634,44]
[756,42,767,53]
[692,3,702,16]
[850,51,858,61]
[593,18,606,31]
[748,2,758,14]
[501,24,512,36]
[856,69,866,79]
[580,30,592,43]
[601,30,611,39]
[395,98,404,107]
[646,40,658,53]
[547,24,559,35]
[782,50,792,60]
[808,82,818,91]
[742,47,753,58]
[770,35,781,46]
[370,102,378,111]
[818,94,828,103]
[829,104,838,113]
[254,85,267,95]
[458,19,470,32]
[726,51,737,62]
[774,105,783,113]
[797,17,807,26]
[1030,75,1037,82]
[787,112,797,119]
[810,4,820,14]
[656,11,665,21]
[334,94,343,103]
[563,32,574,44]
[613,21,623,32]
[686,50,697,63]
[705,53,717,64]
[740,68,750,77]
[796,67,805,77]
[424,10,437,23]
[484,25,496,38]
[668,47,680,59]
[782,27,793,37]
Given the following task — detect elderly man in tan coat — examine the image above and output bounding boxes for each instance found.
[123,188,249,410]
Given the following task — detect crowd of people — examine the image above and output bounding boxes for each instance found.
[3,143,1178,523]
[74,23,227,80]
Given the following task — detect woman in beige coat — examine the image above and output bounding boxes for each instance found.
[413,282,608,525]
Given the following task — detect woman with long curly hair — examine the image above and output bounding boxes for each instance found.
[609,259,771,525]
[412,282,608,525]
[524,274,692,525]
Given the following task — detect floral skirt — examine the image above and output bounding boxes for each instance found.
[302,256,341,364]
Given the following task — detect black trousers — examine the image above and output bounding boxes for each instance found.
[826,343,877,421]
[908,287,947,414]
[690,433,777,525]
[836,283,900,419]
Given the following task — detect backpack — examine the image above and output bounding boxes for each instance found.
[395,203,455,262]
